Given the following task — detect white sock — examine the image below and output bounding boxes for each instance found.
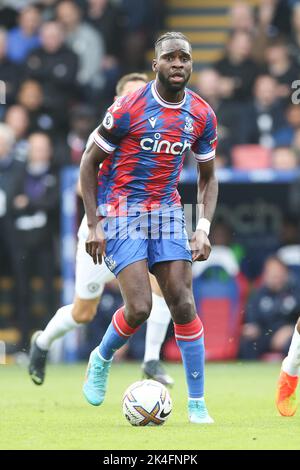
[282,326,300,377]
[144,293,171,363]
[36,304,80,351]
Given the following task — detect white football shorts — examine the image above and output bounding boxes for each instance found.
[75,215,115,299]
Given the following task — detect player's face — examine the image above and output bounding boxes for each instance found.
[153,39,192,92]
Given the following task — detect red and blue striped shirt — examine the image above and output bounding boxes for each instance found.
[93,81,218,216]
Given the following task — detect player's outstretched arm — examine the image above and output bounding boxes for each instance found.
[79,135,108,264]
[190,159,218,262]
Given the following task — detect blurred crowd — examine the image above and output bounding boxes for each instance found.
[0,0,164,165]
[0,0,300,359]
[192,0,300,170]
[0,0,165,350]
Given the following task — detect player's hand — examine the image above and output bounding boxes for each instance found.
[190,230,211,262]
[85,223,106,265]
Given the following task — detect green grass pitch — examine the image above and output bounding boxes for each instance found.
[1,362,300,450]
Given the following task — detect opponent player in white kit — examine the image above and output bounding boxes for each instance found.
[28,73,174,387]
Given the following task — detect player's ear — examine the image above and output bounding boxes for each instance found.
[152,58,158,73]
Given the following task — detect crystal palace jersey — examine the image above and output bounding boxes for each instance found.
[93,81,218,216]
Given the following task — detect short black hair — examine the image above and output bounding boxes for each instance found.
[155,31,191,58]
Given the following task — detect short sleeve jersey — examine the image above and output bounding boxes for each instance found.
[93,81,217,216]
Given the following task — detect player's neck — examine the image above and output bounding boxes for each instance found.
[155,80,185,104]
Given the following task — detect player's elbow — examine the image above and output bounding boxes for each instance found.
[81,143,105,171]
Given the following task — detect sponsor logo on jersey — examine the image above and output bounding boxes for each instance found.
[140,133,191,155]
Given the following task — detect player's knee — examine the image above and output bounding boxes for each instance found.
[126,298,152,326]
[73,301,98,323]
[169,296,195,323]
[78,308,97,323]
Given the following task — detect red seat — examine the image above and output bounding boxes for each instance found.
[163,298,243,362]
[200,298,241,361]
[232,145,271,170]
[163,337,181,363]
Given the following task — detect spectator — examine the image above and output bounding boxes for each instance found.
[56,0,105,96]
[17,79,58,135]
[277,215,300,279]
[0,28,22,106]
[272,146,299,170]
[196,68,241,166]
[210,220,246,267]
[192,220,241,281]
[85,0,124,63]
[121,0,165,73]
[85,0,124,98]
[289,3,300,67]
[274,104,300,147]
[0,3,18,30]
[256,0,280,35]
[214,31,260,102]
[7,5,41,64]
[229,1,255,33]
[11,132,59,348]
[239,256,300,360]
[55,104,97,167]
[272,0,295,37]
[4,105,29,162]
[0,124,24,276]
[238,75,286,147]
[279,214,300,247]
[36,0,59,22]
[250,0,283,64]
[265,37,299,99]
[26,21,78,128]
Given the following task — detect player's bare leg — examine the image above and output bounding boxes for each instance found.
[143,274,174,386]
[153,260,213,424]
[83,260,152,406]
[29,296,99,385]
[276,318,300,416]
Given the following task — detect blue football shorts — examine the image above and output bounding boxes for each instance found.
[102,207,192,276]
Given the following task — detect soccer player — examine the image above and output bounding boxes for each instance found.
[80,32,218,424]
[276,319,300,416]
[28,73,174,387]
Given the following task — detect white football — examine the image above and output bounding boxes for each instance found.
[122,379,172,426]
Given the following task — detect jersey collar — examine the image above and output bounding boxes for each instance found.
[151,81,186,109]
